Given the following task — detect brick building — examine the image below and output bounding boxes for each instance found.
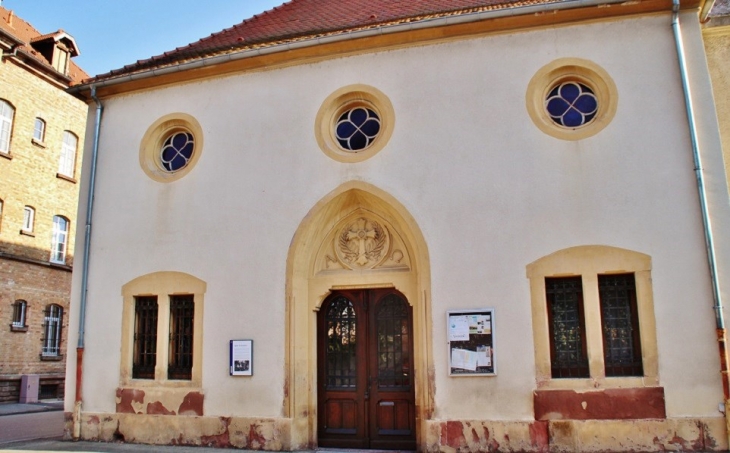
[0,7,87,403]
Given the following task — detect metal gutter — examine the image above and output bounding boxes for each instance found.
[72,85,103,440]
[70,0,634,95]
[671,0,730,444]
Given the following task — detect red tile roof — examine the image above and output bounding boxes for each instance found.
[0,7,88,85]
[92,0,557,82]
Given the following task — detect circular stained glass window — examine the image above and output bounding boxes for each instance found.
[335,107,381,151]
[161,132,194,172]
[546,82,598,128]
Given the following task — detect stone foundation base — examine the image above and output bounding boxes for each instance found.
[424,418,728,452]
[65,412,728,452]
[64,412,292,451]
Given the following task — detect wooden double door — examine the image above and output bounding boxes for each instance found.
[317,288,416,450]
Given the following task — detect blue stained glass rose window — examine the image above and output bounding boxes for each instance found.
[335,107,381,151]
[546,82,598,128]
[161,132,194,172]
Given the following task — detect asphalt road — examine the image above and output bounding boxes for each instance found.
[0,411,64,445]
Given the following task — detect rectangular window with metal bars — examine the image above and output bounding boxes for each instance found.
[168,295,194,380]
[545,276,589,378]
[133,296,158,379]
[599,273,643,377]
[12,300,27,329]
[42,304,63,356]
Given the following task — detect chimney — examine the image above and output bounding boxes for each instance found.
[6,10,13,26]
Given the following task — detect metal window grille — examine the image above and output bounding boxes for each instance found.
[39,383,59,399]
[133,296,158,379]
[599,273,643,377]
[325,297,357,388]
[41,304,63,356]
[546,276,589,378]
[168,295,194,380]
[376,294,411,388]
[12,300,27,328]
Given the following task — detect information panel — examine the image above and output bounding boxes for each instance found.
[229,339,253,376]
[447,309,496,376]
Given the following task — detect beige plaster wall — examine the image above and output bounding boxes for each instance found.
[66,11,730,441]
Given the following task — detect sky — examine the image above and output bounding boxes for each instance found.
[2,0,285,77]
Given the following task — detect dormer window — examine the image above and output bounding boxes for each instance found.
[53,46,69,75]
[29,31,79,77]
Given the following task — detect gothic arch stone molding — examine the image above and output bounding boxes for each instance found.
[285,181,433,450]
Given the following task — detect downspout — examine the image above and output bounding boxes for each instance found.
[671,0,730,442]
[73,85,102,440]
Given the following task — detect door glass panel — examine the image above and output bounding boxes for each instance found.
[376,294,410,389]
[326,296,357,388]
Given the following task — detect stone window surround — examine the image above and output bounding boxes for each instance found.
[139,113,204,183]
[315,84,395,163]
[526,245,659,390]
[526,58,618,141]
[120,271,205,388]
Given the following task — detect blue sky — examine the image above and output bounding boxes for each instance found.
[2,0,284,77]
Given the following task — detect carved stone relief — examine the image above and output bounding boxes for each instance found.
[315,212,411,274]
[336,217,389,269]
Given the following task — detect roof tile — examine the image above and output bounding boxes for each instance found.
[91,0,557,82]
[0,7,88,85]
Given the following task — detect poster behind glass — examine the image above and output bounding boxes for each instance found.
[230,339,253,376]
[447,309,496,376]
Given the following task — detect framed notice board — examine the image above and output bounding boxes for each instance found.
[447,309,496,376]
[229,339,253,376]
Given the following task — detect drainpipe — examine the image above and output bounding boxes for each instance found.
[671,0,730,443]
[73,85,103,440]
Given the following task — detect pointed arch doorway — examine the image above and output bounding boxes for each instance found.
[285,182,433,451]
[317,288,416,450]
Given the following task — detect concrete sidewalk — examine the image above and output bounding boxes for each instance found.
[0,401,64,417]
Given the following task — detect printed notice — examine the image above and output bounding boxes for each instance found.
[468,315,492,335]
[449,316,470,341]
[230,340,253,376]
[476,345,492,367]
[451,348,478,371]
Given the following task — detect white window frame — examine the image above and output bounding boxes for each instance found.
[0,100,14,154]
[33,118,46,142]
[22,206,35,232]
[50,216,69,264]
[58,131,77,178]
[42,304,63,356]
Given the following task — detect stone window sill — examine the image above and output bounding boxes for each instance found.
[10,325,28,332]
[40,355,63,362]
[56,173,77,184]
[31,138,46,148]
[20,230,35,237]
[0,151,11,160]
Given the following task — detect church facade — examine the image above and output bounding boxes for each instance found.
[66,0,730,451]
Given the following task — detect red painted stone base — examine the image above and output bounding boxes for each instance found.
[534,387,666,420]
[116,388,204,416]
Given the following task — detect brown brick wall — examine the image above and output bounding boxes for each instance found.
[0,52,87,397]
